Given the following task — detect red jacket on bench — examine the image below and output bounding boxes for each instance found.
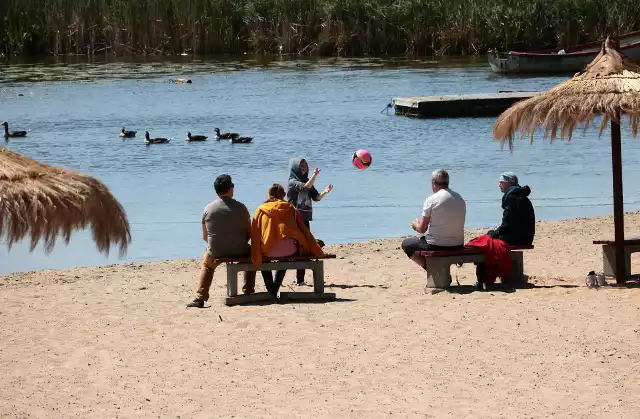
[466,235,512,284]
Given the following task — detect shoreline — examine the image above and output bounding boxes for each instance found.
[2,212,639,280]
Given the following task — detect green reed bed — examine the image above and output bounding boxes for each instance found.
[1,0,640,56]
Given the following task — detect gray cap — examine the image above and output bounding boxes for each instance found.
[499,172,518,184]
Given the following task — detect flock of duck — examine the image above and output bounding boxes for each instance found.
[120,127,254,145]
[2,121,253,145]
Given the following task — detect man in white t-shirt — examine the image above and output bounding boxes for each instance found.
[401,169,466,269]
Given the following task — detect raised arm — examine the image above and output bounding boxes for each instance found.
[303,168,320,189]
[313,184,333,202]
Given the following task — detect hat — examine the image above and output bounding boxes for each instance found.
[499,172,518,184]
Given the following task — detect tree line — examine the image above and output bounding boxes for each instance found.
[1,0,639,57]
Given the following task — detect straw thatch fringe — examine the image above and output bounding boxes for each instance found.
[0,148,131,256]
[493,37,640,149]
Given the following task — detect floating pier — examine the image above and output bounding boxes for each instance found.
[392,91,539,118]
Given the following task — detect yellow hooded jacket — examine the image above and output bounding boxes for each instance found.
[251,200,324,266]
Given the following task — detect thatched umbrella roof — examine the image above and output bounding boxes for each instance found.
[493,37,640,283]
[494,37,640,144]
[0,147,131,256]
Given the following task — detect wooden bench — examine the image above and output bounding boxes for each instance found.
[216,254,337,306]
[415,245,534,291]
[593,237,640,277]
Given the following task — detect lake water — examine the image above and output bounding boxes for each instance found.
[2,56,640,274]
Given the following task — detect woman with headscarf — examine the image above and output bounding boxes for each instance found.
[251,184,324,296]
[286,157,333,285]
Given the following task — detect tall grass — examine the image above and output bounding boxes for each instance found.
[2,0,640,56]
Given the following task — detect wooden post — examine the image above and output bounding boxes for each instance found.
[611,114,626,283]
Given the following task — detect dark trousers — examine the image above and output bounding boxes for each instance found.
[476,263,487,284]
[401,236,463,258]
[261,270,287,296]
[296,221,311,283]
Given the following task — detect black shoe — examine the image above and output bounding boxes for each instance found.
[186,299,204,308]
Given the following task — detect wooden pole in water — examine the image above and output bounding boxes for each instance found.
[611,111,626,284]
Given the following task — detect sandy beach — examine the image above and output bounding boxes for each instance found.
[2,214,640,418]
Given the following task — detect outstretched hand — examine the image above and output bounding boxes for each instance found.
[312,167,321,177]
[323,184,333,194]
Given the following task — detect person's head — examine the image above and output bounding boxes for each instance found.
[498,172,519,193]
[265,184,286,202]
[431,169,450,192]
[289,157,310,182]
[214,174,234,197]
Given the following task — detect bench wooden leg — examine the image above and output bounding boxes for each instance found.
[505,251,525,285]
[226,265,239,297]
[313,262,324,293]
[424,259,452,289]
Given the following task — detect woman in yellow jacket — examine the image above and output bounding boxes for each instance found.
[251,184,324,296]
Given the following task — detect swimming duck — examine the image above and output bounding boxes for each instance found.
[186,132,207,142]
[231,136,253,144]
[120,127,137,138]
[144,131,170,144]
[2,122,27,138]
[214,128,239,140]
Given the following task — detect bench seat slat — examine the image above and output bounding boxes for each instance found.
[217,254,336,263]
[416,245,533,258]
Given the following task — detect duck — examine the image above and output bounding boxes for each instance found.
[2,122,27,138]
[144,131,170,145]
[186,132,207,142]
[120,127,137,138]
[214,128,239,140]
[231,136,253,144]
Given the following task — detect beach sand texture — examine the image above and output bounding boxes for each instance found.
[2,214,640,418]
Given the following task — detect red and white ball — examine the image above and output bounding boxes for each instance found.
[352,149,372,170]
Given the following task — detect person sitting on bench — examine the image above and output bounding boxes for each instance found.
[475,172,535,289]
[487,172,535,246]
[401,169,466,268]
[187,174,257,308]
[251,184,324,297]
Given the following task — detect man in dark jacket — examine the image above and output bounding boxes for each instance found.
[488,172,535,246]
[476,172,535,289]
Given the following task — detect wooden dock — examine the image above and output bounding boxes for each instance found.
[392,91,539,118]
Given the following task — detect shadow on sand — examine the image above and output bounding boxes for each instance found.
[445,282,580,295]
[215,297,357,307]
[326,283,390,290]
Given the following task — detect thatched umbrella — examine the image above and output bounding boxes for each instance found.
[0,147,131,256]
[493,37,640,283]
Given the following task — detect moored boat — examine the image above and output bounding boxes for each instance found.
[488,31,640,74]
